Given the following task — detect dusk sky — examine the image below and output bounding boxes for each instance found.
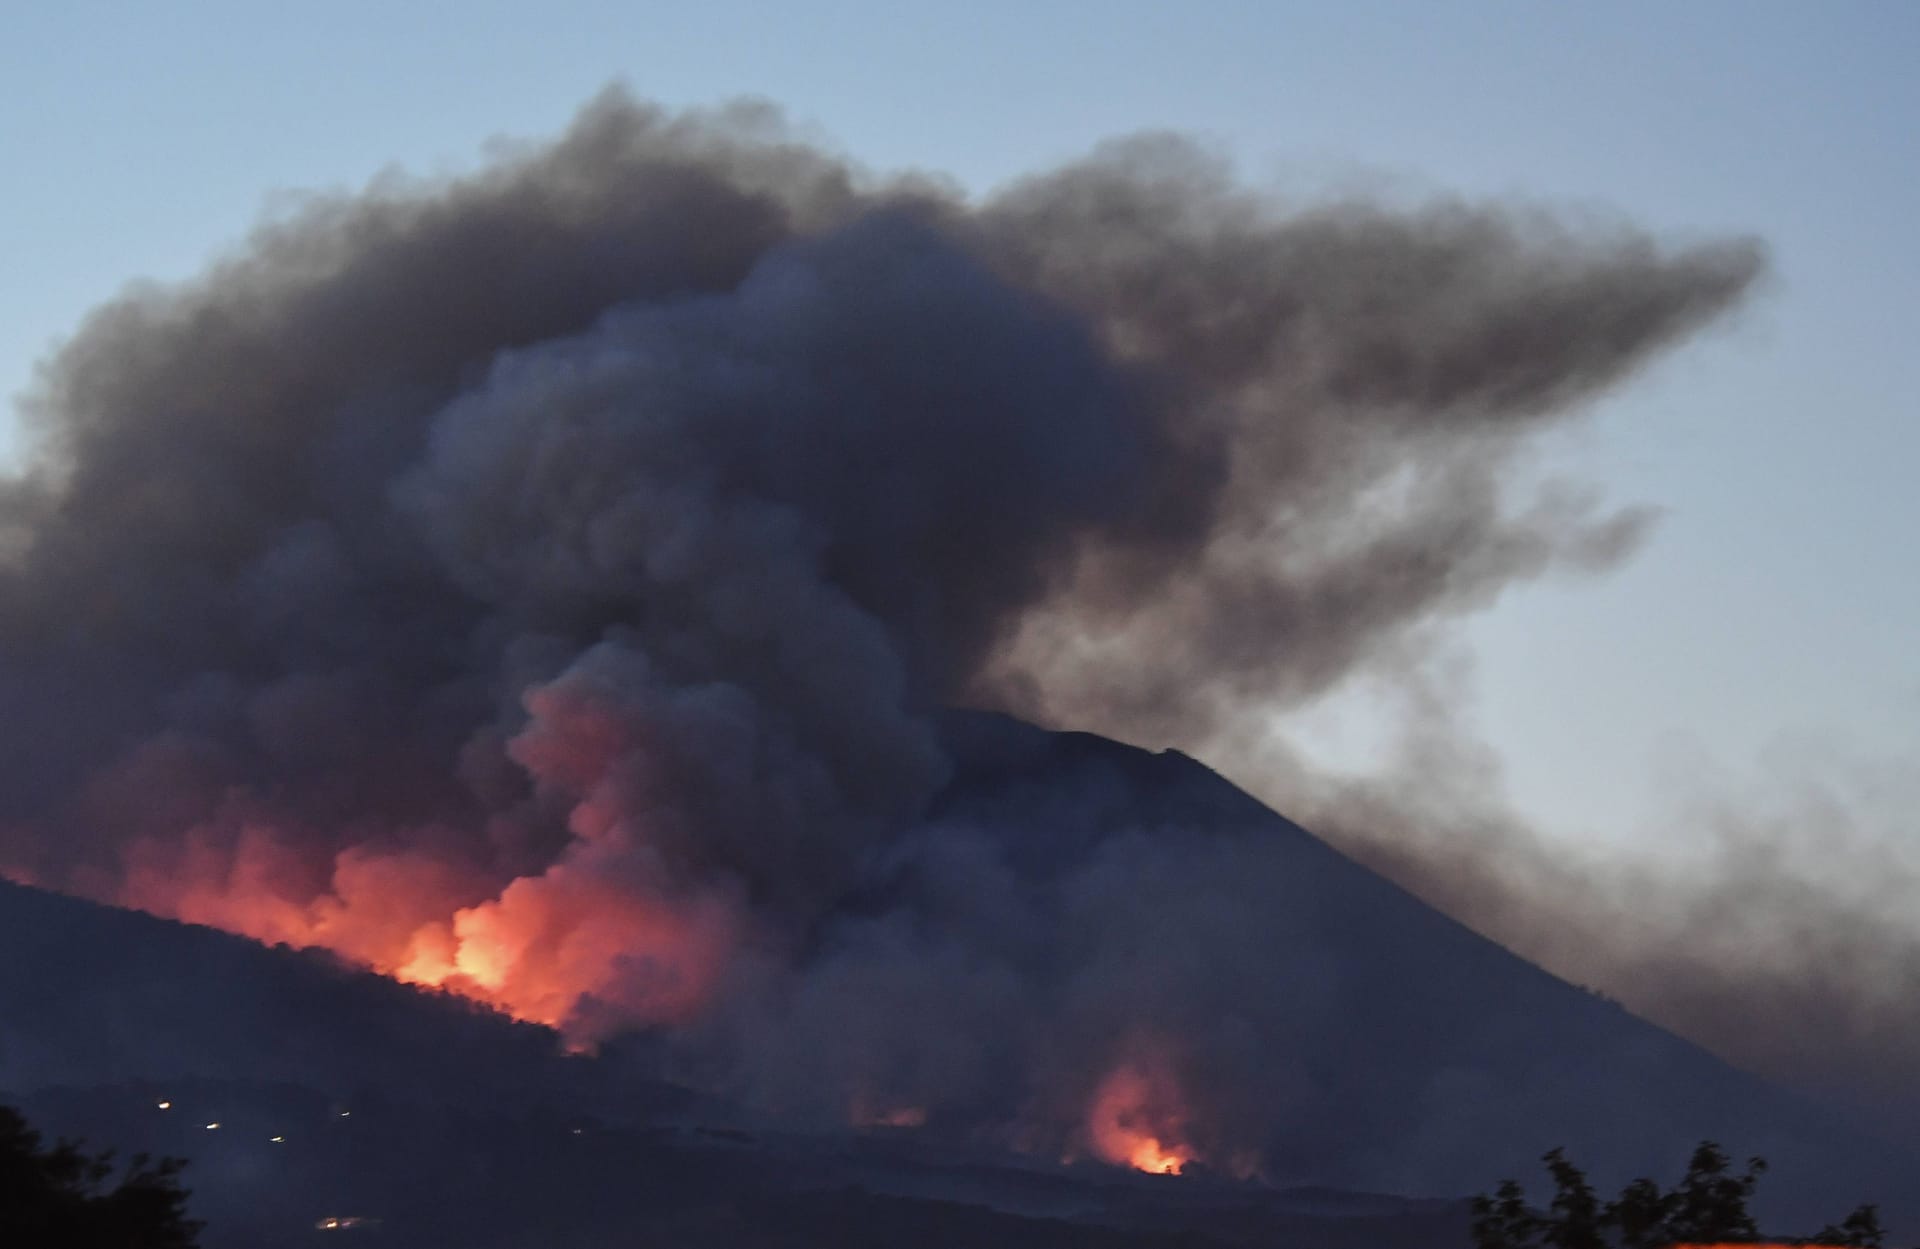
[4,0,1914,866]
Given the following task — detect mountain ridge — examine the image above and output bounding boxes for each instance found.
[2,716,1912,1242]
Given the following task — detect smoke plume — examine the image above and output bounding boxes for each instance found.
[1,88,1816,1178]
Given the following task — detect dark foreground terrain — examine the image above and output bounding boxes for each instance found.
[10,1078,1469,1249]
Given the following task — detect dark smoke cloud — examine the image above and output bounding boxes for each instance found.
[0,86,1802,1181]
[968,136,1749,733]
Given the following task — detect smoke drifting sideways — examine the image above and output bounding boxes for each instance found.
[0,90,1763,1171]
[1279,693,1920,1134]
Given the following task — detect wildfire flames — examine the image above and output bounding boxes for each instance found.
[0,88,1768,1202]
[210,868,721,1037]
[1085,1061,1197,1176]
[0,672,756,1044]
[386,883,732,1034]
[34,817,738,1041]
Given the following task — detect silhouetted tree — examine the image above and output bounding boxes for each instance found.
[1816,1205,1886,1249]
[1542,1148,1607,1249]
[1472,1140,1888,1249]
[1603,1176,1674,1249]
[1473,1178,1540,1249]
[1665,1140,1766,1243]
[0,1104,201,1248]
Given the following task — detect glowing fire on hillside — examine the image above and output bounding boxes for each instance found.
[850,1095,928,1129]
[14,825,738,1041]
[0,665,769,1045]
[1085,1060,1197,1176]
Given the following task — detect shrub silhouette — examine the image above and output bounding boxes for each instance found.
[1816,1205,1888,1249]
[1472,1140,1885,1249]
[0,1104,201,1248]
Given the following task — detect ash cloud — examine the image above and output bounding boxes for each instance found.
[0,87,1817,1179]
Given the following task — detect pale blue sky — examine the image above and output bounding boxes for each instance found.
[3,0,1915,851]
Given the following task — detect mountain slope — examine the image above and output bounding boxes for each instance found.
[1,716,1911,1242]
[918,714,1918,1221]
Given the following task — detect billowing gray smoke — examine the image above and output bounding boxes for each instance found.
[1,88,1808,1178]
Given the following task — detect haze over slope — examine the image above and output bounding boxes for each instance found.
[3,719,1912,1234]
[4,88,1893,1166]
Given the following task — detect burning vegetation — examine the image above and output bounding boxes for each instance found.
[1085,1061,1195,1175]
[0,89,1765,1170]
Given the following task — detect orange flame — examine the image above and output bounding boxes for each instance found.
[0,675,751,1045]
[33,818,737,1044]
[1086,1060,1195,1175]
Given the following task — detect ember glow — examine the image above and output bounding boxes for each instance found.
[2,663,755,1042]
[53,807,740,1040]
[383,870,738,1033]
[0,88,1765,1180]
[850,1094,929,1129]
[1086,1061,1196,1176]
